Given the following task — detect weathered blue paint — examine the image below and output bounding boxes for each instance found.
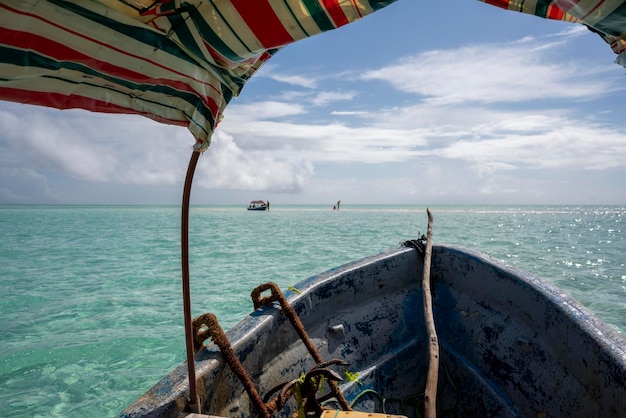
[120,245,626,418]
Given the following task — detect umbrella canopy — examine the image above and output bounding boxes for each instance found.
[1,0,624,151]
[481,0,626,60]
[0,0,394,151]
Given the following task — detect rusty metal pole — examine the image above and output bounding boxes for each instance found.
[182,150,201,412]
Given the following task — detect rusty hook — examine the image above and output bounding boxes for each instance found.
[251,282,351,411]
[192,313,273,418]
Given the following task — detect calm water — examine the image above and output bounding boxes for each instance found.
[1,205,625,417]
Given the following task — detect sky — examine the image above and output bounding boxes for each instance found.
[1,0,625,205]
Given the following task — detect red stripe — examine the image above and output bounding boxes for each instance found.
[349,0,363,19]
[546,4,566,19]
[554,0,582,12]
[579,0,607,20]
[201,38,272,72]
[0,88,188,127]
[1,27,221,117]
[201,39,241,69]
[322,0,350,27]
[483,0,511,9]
[0,3,220,97]
[230,0,294,48]
[554,0,604,20]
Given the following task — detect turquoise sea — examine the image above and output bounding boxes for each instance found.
[1,205,625,417]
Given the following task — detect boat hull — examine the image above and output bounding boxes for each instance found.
[120,245,626,418]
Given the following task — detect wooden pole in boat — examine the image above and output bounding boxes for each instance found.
[181,150,201,412]
[422,208,439,418]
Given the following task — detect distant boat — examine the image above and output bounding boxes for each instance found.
[120,243,626,418]
[247,200,267,211]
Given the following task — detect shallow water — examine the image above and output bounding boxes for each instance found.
[1,205,624,417]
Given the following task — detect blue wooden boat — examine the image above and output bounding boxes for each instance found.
[120,243,626,418]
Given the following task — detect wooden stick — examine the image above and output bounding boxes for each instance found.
[422,208,439,418]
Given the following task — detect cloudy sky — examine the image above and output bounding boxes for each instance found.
[1,1,625,205]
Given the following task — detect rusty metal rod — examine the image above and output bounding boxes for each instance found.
[181,150,201,412]
[193,313,272,418]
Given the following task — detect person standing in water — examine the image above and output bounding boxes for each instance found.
[337,200,341,210]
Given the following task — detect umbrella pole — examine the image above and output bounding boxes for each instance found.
[182,150,201,412]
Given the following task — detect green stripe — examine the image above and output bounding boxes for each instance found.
[301,0,335,32]
[49,0,199,68]
[593,2,626,37]
[206,0,253,57]
[173,8,247,93]
[367,0,397,12]
[164,8,212,63]
[165,2,251,91]
[177,1,249,63]
[534,0,552,18]
[0,45,216,129]
[281,0,312,38]
[157,0,178,13]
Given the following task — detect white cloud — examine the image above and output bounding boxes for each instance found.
[266,73,317,88]
[217,29,626,193]
[0,106,117,181]
[218,116,429,163]
[437,117,626,171]
[361,36,619,105]
[331,110,369,116]
[274,90,312,102]
[224,101,307,120]
[196,131,314,192]
[0,103,193,185]
[311,91,356,106]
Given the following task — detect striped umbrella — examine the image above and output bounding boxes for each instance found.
[1,0,624,150]
[0,0,395,150]
[481,0,626,59]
